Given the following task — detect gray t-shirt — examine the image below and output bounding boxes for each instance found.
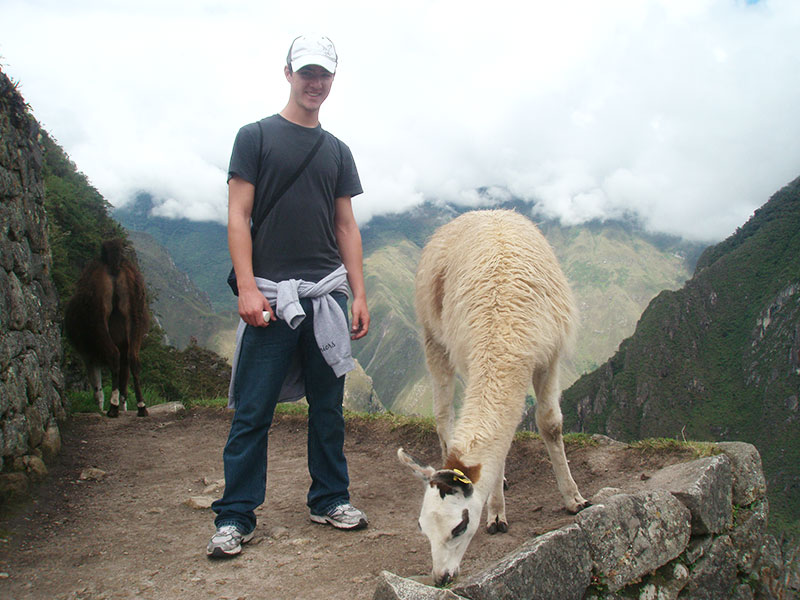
[227,114,363,283]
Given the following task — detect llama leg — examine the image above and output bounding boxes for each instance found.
[107,388,121,418]
[424,330,456,462]
[486,463,508,534]
[107,349,122,418]
[88,364,104,411]
[117,342,131,414]
[129,350,147,417]
[92,325,121,417]
[533,364,589,513]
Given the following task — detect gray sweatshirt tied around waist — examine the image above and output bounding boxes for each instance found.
[227,265,355,407]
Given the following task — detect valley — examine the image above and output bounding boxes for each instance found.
[117,196,703,416]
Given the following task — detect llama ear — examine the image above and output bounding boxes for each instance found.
[431,469,474,499]
[451,508,470,538]
[397,447,436,481]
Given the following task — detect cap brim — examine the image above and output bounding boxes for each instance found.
[291,55,337,74]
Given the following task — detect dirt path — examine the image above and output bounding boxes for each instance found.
[0,406,692,600]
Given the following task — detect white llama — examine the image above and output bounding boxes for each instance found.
[398,209,589,586]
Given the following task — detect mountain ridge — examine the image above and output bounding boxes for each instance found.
[562,176,800,533]
[116,194,704,415]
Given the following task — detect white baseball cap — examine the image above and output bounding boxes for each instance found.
[287,34,338,74]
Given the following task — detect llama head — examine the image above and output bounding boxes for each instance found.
[397,447,483,586]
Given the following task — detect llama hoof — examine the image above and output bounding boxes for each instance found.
[106,405,119,418]
[137,407,148,417]
[487,518,508,535]
[567,500,592,514]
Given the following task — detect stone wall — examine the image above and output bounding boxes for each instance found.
[0,69,67,498]
[375,441,800,600]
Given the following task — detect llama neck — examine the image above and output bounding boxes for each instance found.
[446,366,530,489]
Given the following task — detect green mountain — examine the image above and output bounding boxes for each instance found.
[540,219,700,383]
[37,131,234,404]
[126,230,240,355]
[116,196,702,416]
[356,238,430,414]
[562,177,800,534]
[353,202,702,415]
[114,194,234,312]
[116,199,383,413]
[41,132,126,303]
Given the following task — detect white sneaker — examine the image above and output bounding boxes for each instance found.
[310,503,368,530]
[206,524,254,558]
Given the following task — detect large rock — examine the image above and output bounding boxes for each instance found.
[373,571,466,600]
[18,454,48,481]
[344,359,383,413]
[635,562,690,600]
[40,422,61,462]
[731,584,755,600]
[749,534,787,600]
[715,442,767,506]
[2,412,28,456]
[575,490,691,593]
[784,537,800,594]
[644,454,732,535]
[452,524,592,600]
[372,439,790,600]
[680,535,738,599]
[24,404,44,448]
[0,472,29,500]
[730,500,769,573]
[146,401,186,416]
[184,496,214,510]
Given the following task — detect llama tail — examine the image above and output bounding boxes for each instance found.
[100,239,125,276]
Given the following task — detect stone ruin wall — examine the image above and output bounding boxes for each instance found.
[0,69,67,498]
[376,441,800,600]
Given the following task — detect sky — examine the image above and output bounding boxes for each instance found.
[1,0,799,242]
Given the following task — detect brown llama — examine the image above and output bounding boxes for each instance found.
[65,239,149,417]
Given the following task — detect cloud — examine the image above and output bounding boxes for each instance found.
[1,0,799,241]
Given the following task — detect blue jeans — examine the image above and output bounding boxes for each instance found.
[212,293,350,533]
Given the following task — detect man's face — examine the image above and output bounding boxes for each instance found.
[286,64,334,113]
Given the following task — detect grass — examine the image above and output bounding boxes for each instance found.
[69,392,697,459]
[628,437,719,458]
[67,386,229,413]
[185,396,230,409]
[514,430,600,447]
[67,386,169,414]
[347,409,437,432]
[66,393,720,464]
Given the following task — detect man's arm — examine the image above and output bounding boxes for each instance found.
[228,175,274,327]
[334,195,369,340]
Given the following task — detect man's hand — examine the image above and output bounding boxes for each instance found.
[350,296,369,340]
[238,287,275,327]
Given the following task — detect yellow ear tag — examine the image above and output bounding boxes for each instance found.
[452,468,472,485]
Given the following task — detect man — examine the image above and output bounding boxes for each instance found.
[207,34,370,559]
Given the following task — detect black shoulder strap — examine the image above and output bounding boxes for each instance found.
[251,128,325,233]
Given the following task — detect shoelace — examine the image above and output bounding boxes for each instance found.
[214,525,240,539]
[332,503,359,516]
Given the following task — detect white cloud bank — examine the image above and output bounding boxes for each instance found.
[1,0,799,241]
